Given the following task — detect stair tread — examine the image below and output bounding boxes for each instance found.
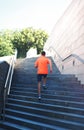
[3,114,84,128]
[10,89,84,98]
[6,102,84,116]
[0,121,30,130]
[1,115,68,130]
[6,107,84,121]
[8,97,84,109]
[8,93,84,102]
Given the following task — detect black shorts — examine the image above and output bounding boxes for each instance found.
[37,74,47,82]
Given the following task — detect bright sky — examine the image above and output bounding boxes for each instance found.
[0,0,72,34]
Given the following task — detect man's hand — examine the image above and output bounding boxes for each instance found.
[34,64,38,68]
[50,69,52,73]
[35,66,37,68]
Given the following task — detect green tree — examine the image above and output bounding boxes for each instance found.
[0,41,14,56]
[11,30,23,57]
[33,29,48,54]
[0,30,14,56]
[0,27,48,57]
[12,27,48,57]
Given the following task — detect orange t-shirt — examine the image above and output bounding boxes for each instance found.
[35,56,50,74]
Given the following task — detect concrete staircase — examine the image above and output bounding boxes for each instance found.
[0,57,84,130]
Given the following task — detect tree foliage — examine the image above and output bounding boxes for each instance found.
[0,27,48,57]
[0,30,14,56]
[33,29,48,54]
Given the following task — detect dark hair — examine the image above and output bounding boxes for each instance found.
[41,51,46,56]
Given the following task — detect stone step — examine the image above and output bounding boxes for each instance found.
[5,108,84,129]
[11,83,84,91]
[0,121,31,130]
[8,98,84,112]
[4,103,84,129]
[8,93,84,104]
[10,85,84,96]
[10,89,84,100]
[0,115,67,130]
[6,99,84,116]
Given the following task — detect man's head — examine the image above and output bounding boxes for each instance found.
[41,51,46,56]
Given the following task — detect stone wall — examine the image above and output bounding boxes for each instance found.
[44,0,84,84]
[0,57,11,118]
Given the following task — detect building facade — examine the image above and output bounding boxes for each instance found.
[44,0,84,84]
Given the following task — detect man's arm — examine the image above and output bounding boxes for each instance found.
[49,59,52,73]
[34,61,38,68]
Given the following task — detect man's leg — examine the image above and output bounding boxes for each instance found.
[38,81,41,97]
[37,74,42,99]
[43,74,47,88]
[43,77,47,86]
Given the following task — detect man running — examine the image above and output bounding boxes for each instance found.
[34,51,52,99]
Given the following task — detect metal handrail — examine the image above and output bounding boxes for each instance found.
[2,49,17,121]
[48,46,84,64]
